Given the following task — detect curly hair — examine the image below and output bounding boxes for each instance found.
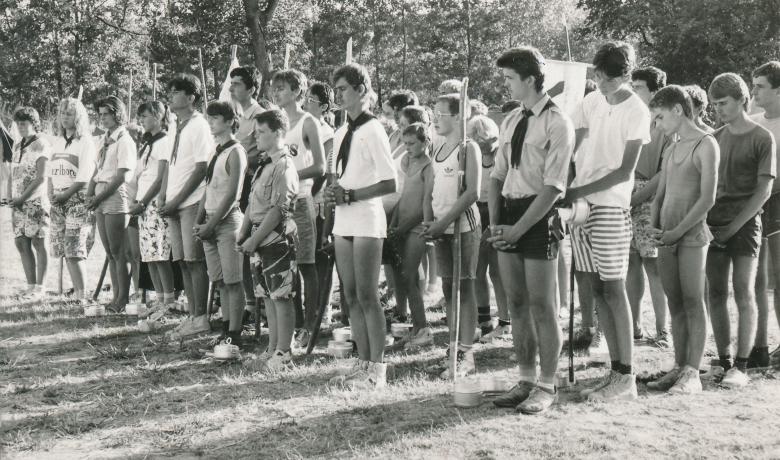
[13,106,41,132]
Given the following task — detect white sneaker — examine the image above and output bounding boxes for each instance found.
[404,327,433,350]
[647,366,681,391]
[720,367,750,388]
[480,324,512,343]
[701,364,725,382]
[166,315,210,340]
[668,366,702,394]
[264,349,292,372]
[580,370,617,398]
[346,361,387,390]
[293,329,310,349]
[330,359,368,386]
[588,373,637,402]
[587,331,609,363]
[439,350,476,380]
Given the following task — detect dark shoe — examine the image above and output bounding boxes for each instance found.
[493,381,535,408]
[747,347,770,369]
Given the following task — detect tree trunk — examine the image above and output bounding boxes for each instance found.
[53,29,63,100]
[401,1,407,88]
[370,0,382,104]
[241,0,279,98]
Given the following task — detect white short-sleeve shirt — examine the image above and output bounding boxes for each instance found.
[49,135,97,191]
[165,113,215,209]
[94,126,136,183]
[332,117,396,238]
[571,90,651,209]
[136,133,172,200]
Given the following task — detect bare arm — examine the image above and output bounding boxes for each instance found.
[426,142,480,231]
[91,168,128,205]
[297,117,326,181]
[488,177,504,228]
[502,185,560,244]
[566,139,644,202]
[717,176,773,241]
[15,157,47,203]
[140,160,167,206]
[168,162,207,208]
[630,172,661,207]
[650,166,668,229]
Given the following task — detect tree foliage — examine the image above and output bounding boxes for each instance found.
[578,0,780,87]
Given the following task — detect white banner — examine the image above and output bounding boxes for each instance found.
[545,59,590,117]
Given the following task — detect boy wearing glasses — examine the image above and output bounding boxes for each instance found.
[565,42,651,401]
[421,93,482,379]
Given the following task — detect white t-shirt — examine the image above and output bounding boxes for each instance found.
[165,113,215,209]
[751,112,780,193]
[572,91,651,209]
[49,135,97,191]
[332,117,396,238]
[94,126,136,183]
[285,113,316,196]
[136,134,172,200]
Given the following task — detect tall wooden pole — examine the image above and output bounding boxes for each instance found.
[152,63,158,100]
[198,49,208,111]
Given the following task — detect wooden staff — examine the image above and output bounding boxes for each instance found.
[284,44,291,70]
[92,257,110,301]
[77,85,83,101]
[450,78,469,382]
[345,37,353,65]
[127,69,133,120]
[152,63,158,99]
[198,48,208,111]
[58,257,64,295]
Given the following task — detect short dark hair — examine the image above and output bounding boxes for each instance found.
[167,73,202,104]
[709,72,750,104]
[254,109,289,133]
[684,84,708,113]
[436,93,470,119]
[388,90,419,111]
[332,63,373,99]
[230,66,262,95]
[137,100,172,128]
[272,69,307,101]
[400,105,429,125]
[593,42,635,78]
[402,122,430,144]
[632,66,667,92]
[13,106,41,131]
[501,100,522,114]
[95,96,128,125]
[308,81,334,112]
[206,101,239,133]
[753,61,780,89]
[649,85,693,119]
[496,46,546,92]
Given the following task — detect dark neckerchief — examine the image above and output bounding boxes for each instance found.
[206,139,239,184]
[139,131,167,168]
[252,147,289,185]
[170,115,195,165]
[336,111,376,176]
[17,135,38,163]
[98,128,125,170]
[63,133,76,149]
[510,98,556,168]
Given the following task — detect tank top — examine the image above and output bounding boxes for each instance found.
[660,134,713,246]
[205,141,247,214]
[382,144,406,213]
[285,112,315,196]
[479,154,494,203]
[396,154,430,226]
[431,140,479,234]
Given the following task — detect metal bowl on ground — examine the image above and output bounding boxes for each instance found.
[333,327,351,342]
[213,339,240,360]
[328,340,353,358]
[453,380,483,408]
[480,375,511,394]
[125,303,146,316]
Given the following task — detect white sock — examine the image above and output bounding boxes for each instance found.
[518,365,537,384]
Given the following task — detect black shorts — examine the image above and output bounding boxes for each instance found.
[496,196,563,260]
[762,193,780,238]
[708,214,762,258]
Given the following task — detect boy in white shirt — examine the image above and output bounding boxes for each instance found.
[565,42,651,401]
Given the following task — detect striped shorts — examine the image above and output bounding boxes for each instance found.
[571,205,632,281]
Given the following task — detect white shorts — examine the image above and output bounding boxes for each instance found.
[333,199,387,238]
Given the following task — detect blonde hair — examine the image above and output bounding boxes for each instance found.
[57,98,91,139]
[468,115,499,143]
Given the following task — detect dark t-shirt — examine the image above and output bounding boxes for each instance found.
[708,124,776,225]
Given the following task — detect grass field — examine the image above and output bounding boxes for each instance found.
[2,206,780,460]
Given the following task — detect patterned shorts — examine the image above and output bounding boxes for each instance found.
[51,191,95,258]
[13,199,49,239]
[251,231,297,300]
[630,179,658,258]
[139,201,171,262]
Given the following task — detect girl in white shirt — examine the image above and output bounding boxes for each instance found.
[49,98,97,302]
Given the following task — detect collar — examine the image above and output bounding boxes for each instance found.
[526,94,551,116]
[268,145,290,163]
[106,126,127,142]
[241,100,262,119]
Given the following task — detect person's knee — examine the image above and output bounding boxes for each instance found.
[642,257,659,276]
[14,238,27,251]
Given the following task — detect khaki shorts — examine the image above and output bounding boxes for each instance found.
[202,209,244,284]
[94,182,130,214]
[434,228,481,280]
[167,203,205,262]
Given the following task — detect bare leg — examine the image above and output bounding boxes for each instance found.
[658,247,686,367]
[626,251,645,336]
[335,237,369,360]
[707,250,732,357]
[526,257,561,384]
[769,236,780,332]
[104,214,130,308]
[602,279,634,366]
[642,256,668,336]
[14,237,36,285]
[353,237,385,362]
[575,270,595,329]
[401,232,427,332]
[299,263,319,331]
[31,237,47,286]
[271,297,295,351]
[557,248,569,309]
[732,255,759,359]
[591,275,619,362]
[498,252,537,375]
[127,225,141,295]
[187,260,209,316]
[754,239,769,347]
[66,257,86,297]
[678,246,708,368]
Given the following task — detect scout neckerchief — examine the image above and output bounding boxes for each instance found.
[139,131,167,169]
[336,111,375,177]
[169,115,195,166]
[206,139,239,184]
[510,98,556,168]
[16,135,38,163]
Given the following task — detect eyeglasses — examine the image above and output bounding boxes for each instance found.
[306,97,323,105]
